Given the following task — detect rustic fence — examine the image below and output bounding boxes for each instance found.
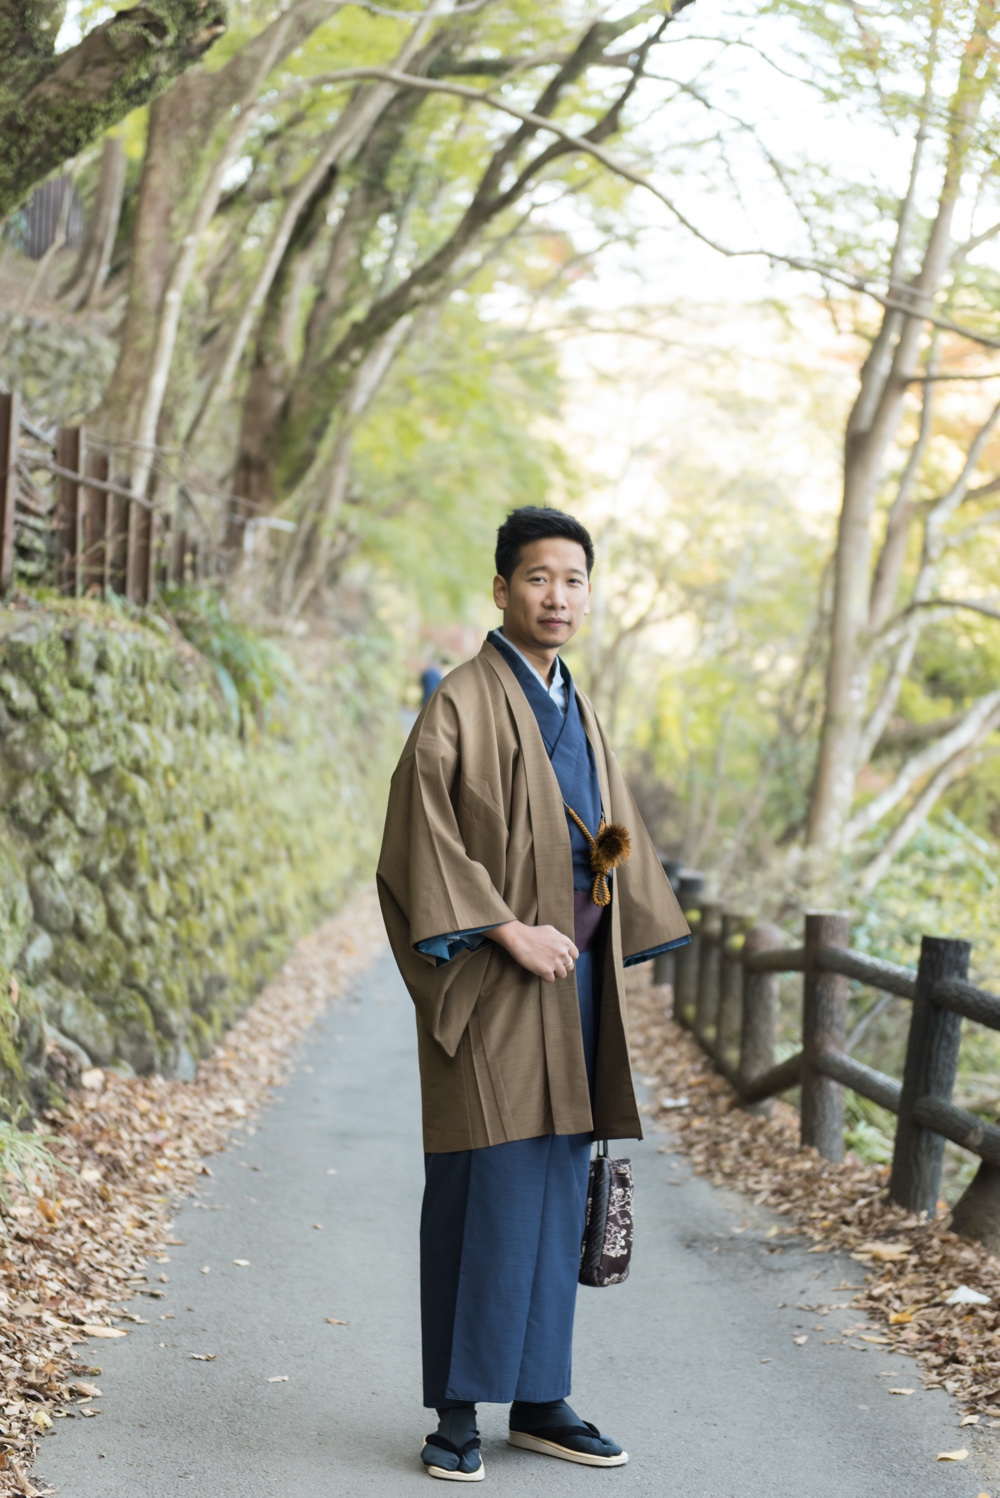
[655,860,1000,1227]
[0,390,223,602]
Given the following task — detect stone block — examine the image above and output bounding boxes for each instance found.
[52,929,124,995]
[106,880,145,945]
[108,988,158,1074]
[28,861,73,934]
[68,875,108,941]
[35,669,91,729]
[0,671,38,719]
[7,775,51,829]
[18,926,53,983]
[68,624,99,687]
[100,766,154,827]
[36,808,86,880]
[82,823,127,881]
[0,838,30,967]
[50,763,106,836]
[57,990,115,1067]
[3,716,68,773]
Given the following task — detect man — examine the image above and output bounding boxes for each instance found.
[378,506,689,1482]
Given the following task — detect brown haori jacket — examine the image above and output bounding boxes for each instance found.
[377,640,689,1153]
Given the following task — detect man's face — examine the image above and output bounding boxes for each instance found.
[493,536,591,654]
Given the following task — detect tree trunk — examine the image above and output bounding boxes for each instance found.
[0,0,226,215]
[92,0,340,490]
[60,135,126,310]
[949,1158,1000,1254]
[805,3,996,857]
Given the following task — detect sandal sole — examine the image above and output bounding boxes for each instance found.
[507,1431,628,1467]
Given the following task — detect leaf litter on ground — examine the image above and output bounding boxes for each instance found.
[0,888,384,1495]
[628,969,1000,1430]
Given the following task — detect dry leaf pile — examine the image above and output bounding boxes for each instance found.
[0,888,385,1497]
[629,973,1000,1421]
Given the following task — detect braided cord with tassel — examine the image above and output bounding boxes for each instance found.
[564,804,632,906]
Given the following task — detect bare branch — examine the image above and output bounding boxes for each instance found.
[845,688,1000,844]
[857,743,992,895]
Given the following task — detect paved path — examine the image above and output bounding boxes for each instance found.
[40,950,997,1498]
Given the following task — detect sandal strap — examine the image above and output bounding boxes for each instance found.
[424,1432,481,1458]
[514,1421,605,1443]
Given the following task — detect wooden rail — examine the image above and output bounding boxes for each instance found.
[656,858,1000,1224]
[0,390,221,602]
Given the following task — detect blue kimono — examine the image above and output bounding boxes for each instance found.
[419,632,683,1408]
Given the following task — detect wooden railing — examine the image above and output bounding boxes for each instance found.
[654,860,1000,1222]
[0,391,220,602]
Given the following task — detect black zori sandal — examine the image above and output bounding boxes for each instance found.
[421,1433,485,1482]
[508,1420,628,1467]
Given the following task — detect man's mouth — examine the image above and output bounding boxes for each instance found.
[539,618,569,629]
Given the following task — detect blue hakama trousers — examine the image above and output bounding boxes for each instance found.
[420,948,599,1407]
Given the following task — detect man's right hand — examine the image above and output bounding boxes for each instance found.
[487,920,579,982]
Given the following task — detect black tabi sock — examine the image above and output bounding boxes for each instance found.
[509,1398,580,1432]
[435,1403,479,1447]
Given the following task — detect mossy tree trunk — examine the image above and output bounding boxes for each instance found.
[0,0,227,216]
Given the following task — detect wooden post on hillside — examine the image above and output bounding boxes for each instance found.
[739,923,784,1115]
[889,935,970,1216]
[0,392,19,595]
[673,873,704,1028]
[694,901,723,1046]
[801,911,850,1161]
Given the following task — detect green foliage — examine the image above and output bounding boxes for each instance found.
[0,1121,63,1214]
[161,587,296,735]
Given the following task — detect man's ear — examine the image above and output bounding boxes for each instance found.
[493,574,508,610]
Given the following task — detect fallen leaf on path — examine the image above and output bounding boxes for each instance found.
[960,1414,980,1426]
[325,1317,349,1326]
[267,1376,288,1383]
[935,1449,969,1462]
[792,1335,808,1345]
[190,1354,216,1362]
[200,1266,211,1275]
[858,1335,891,1345]
[233,1259,250,1267]
[855,1242,911,1262]
[79,1069,104,1093]
[71,1383,102,1398]
[944,1286,991,1306]
[312,1223,323,1230]
[888,1388,914,1395]
[81,1325,127,1339]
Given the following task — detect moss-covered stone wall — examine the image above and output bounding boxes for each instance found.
[0,603,394,1108]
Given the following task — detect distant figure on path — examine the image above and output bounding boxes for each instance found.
[420,660,444,705]
[378,506,689,1481]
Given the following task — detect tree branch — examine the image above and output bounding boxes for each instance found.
[845,687,1000,844]
[0,0,228,214]
[857,743,991,895]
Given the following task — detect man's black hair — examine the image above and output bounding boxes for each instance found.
[495,506,594,582]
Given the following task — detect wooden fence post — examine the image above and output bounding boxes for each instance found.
[0,391,19,595]
[653,859,683,987]
[801,910,851,1161]
[673,873,704,1029]
[694,901,723,1047]
[55,426,84,596]
[889,935,970,1216]
[717,912,752,1067]
[83,451,109,595]
[739,923,785,1115]
[107,476,128,596]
